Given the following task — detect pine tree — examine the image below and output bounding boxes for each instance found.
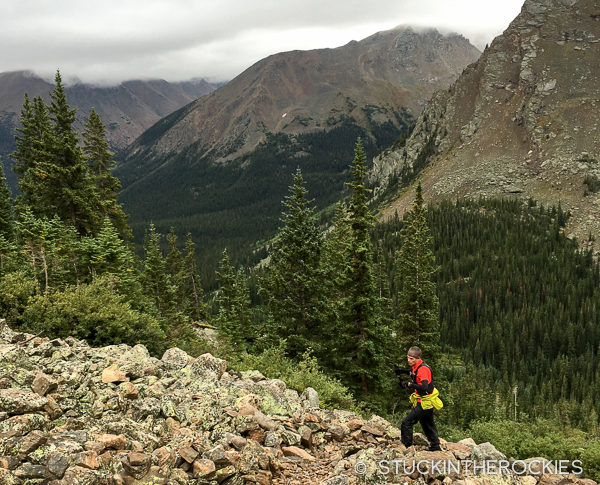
[141,224,176,316]
[45,70,100,234]
[0,162,14,241]
[338,138,385,394]
[260,169,326,357]
[395,181,440,365]
[215,249,250,351]
[82,108,130,237]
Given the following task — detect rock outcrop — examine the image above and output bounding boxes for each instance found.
[0,322,595,485]
[370,0,600,248]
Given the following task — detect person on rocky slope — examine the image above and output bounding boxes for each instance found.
[395,346,443,451]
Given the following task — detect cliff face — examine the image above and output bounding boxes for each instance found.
[0,322,594,485]
[370,0,600,247]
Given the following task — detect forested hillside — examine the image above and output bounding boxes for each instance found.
[1,75,599,478]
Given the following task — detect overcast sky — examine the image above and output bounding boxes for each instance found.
[1,0,525,85]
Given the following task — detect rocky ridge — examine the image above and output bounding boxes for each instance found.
[120,26,480,170]
[0,322,595,485]
[369,0,600,247]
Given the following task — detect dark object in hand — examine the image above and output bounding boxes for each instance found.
[400,380,411,389]
[394,365,410,377]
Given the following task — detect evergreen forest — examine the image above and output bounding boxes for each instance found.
[1,74,599,479]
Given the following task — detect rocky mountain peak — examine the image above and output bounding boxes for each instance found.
[0,321,594,484]
[370,0,600,246]
[121,26,480,168]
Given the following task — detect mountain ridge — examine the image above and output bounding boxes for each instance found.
[0,71,220,189]
[114,26,481,268]
[121,26,480,168]
[369,0,600,247]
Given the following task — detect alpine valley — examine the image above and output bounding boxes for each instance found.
[115,26,480,265]
[3,1,600,483]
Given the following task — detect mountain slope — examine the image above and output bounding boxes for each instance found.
[1,322,592,484]
[0,71,219,189]
[120,27,479,169]
[370,0,600,247]
[116,27,480,264]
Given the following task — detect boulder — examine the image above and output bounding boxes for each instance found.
[0,389,47,415]
[282,446,316,461]
[300,387,320,408]
[161,347,191,369]
[32,372,58,396]
[101,365,127,384]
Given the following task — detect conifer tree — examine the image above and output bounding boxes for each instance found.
[215,249,250,351]
[81,217,140,299]
[82,108,130,237]
[0,161,18,274]
[44,70,100,234]
[322,202,351,314]
[260,169,326,357]
[395,181,440,365]
[0,162,14,241]
[12,95,54,214]
[141,224,176,316]
[182,233,207,322]
[339,138,385,393]
[16,209,80,291]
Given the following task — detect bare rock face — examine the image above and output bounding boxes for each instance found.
[0,321,595,484]
[371,0,600,249]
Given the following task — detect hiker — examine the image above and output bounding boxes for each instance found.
[395,346,443,451]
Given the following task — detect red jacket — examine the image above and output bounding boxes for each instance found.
[410,359,433,400]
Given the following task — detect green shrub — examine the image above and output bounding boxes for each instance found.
[0,271,38,327]
[21,275,166,355]
[231,343,361,412]
[456,418,599,480]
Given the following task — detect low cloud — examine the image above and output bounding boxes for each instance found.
[0,0,523,84]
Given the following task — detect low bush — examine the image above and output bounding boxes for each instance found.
[230,343,361,412]
[21,275,166,355]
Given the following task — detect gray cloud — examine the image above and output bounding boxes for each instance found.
[1,0,524,84]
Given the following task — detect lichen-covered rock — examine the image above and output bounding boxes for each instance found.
[161,347,191,369]
[0,389,47,415]
[191,353,227,380]
[300,386,320,409]
[0,323,595,485]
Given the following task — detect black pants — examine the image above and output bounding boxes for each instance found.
[401,402,440,449]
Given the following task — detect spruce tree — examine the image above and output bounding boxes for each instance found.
[395,181,440,365]
[215,249,250,351]
[12,95,54,214]
[46,70,100,234]
[182,233,207,322]
[141,224,176,316]
[0,162,14,241]
[260,168,326,357]
[0,161,17,274]
[82,108,130,237]
[81,217,140,299]
[339,138,385,394]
